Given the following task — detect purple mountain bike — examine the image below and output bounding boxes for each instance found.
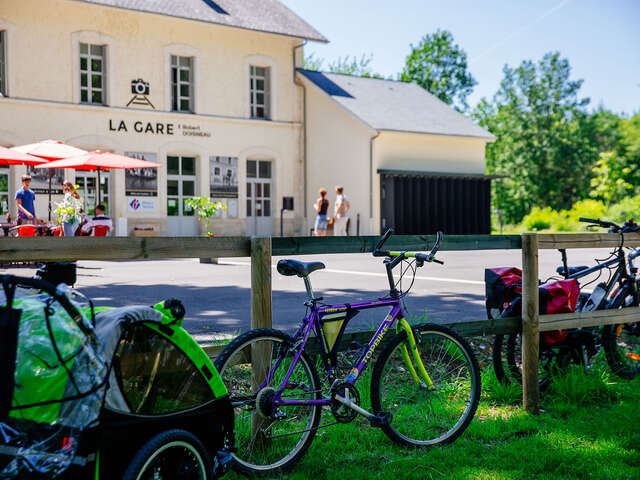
[215,229,481,475]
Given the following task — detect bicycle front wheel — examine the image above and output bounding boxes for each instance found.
[371,323,480,447]
[214,328,321,476]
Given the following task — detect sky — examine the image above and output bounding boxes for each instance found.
[280,0,640,115]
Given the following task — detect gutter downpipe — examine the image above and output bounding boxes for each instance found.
[293,41,307,220]
[369,130,380,222]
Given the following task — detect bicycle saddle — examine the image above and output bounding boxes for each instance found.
[556,265,588,276]
[277,259,325,277]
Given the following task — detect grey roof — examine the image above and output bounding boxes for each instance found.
[298,70,495,139]
[73,0,327,42]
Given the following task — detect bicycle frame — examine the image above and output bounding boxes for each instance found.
[258,297,432,408]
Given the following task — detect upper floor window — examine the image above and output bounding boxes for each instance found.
[250,66,270,120]
[80,43,106,105]
[171,55,193,112]
[0,31,6,96]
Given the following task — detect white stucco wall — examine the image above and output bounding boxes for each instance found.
[302,76,375,235]
[0,0,305,235]
[371,131,489,234]
[303,75,490,236]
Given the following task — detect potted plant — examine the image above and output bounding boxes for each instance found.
[184,196,226,237]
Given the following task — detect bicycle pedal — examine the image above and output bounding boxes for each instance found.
[214,449,234,476]
[369,411,392,428]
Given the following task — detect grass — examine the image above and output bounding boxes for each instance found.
[225,366,640,480]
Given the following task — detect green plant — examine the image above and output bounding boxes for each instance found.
[522,206,559,231]
[184,196,226,236]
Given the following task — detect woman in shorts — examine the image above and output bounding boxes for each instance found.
[313,188,329,236]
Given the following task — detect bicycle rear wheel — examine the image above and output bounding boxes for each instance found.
[371,324,480,447]
[214,328,321,476]
[602,290,640,379]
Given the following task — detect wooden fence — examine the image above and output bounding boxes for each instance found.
[1,232,639,412]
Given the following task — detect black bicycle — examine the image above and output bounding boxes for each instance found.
[491,218,640,386]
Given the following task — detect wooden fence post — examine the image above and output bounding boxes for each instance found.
[250,236,272,442]
[251,236,272,329]
[521,233,540,413]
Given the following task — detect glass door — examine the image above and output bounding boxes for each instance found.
[246,160,273,236]
[76,171,110,216]
[0,168,8,221]
[167,156,198,236]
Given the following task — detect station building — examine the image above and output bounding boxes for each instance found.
[0,0,494,236]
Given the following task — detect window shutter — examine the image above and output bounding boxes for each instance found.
[264,67,271,119]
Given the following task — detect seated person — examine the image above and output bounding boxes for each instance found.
[81,204,113,236]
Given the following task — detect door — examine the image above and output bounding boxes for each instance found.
[76,171,110,216]
[246,160,273,236]
[0,168,8,220]
[167,155,198,237]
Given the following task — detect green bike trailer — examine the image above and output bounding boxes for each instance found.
[0,275,234,479]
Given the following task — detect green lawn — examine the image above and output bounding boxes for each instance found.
[226,367,640,480]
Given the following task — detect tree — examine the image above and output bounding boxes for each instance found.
[473,52,600,223]
[589,113,640,203]
[304,53,385,78]
[400,30,476,111]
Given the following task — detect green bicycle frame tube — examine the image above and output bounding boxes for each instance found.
[397,318,434,389]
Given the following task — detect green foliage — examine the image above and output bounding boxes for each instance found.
[184,196,226,236]
[589,113,640,203]
[303,52,324,71]
[304,52,386,79]
[522,206,559,231]
[474,52,603,224]
[481,367,521,406]
[506,194,640,232]
[548,365,619,415]
[400,30,476,111]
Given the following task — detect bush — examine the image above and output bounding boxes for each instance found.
[522,206,559,231]
[606,194,640,224]
[565,199,608,225]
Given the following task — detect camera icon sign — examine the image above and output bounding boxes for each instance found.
[131,78,150,96]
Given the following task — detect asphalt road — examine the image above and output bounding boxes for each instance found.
[1,247,620,343]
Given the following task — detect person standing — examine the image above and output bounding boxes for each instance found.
[313,188,329,236]
[333,185,350,236]
[58,181,83,237]
[15,175,36,225]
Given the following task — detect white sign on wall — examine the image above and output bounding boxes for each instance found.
[127,197,156,212]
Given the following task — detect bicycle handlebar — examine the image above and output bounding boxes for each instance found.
[372,229,444,264]
[579,217,640,233]
[373,228,394,256]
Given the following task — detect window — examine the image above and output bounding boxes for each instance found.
[114,324,214,414]
[250,66,270,119]
[171,55,193,112]
[0,168,8,216]
[80,43,106,104]
[167,156,197,217]
[0,31,6,96]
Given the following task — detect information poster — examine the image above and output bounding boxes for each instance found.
[210,156,238,198]
[125,152,158,196]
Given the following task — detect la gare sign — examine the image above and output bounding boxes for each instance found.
[108,119,213,137]
[109,119,175,135]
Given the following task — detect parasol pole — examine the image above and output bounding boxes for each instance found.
[48,170,52,221]
[96,166,101,209]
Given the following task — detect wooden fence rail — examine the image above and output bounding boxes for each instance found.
[2,231,640,413]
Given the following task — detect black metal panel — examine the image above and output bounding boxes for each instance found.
[380,173,491,235]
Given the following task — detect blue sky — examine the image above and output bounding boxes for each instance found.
[281,0,640,115]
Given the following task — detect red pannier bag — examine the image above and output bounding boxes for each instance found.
[539,279,580,345]
[485,267,522,311]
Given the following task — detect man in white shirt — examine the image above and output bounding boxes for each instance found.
[333,185,350,236]
[81,204,113,236]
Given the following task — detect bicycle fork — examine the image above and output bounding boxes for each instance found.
[397,318,435,390]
